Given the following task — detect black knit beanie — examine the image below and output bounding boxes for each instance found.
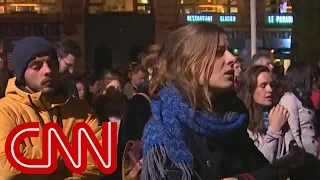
[12,36,58,84]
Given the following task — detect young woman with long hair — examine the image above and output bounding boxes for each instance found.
[237,65,288,163]
[272,63,320,179]
[141,23,279,180]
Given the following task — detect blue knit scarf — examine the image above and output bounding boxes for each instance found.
[141,85,248,180]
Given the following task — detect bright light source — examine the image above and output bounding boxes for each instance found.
[233,48,239,54]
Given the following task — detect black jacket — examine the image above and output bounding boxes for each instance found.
[160,91,279,180]
[59,71,78,98]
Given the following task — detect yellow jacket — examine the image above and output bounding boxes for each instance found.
[0,78,105,180]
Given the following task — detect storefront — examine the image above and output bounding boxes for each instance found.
[0,23,60,70]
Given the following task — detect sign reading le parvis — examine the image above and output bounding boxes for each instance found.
[5,122,118,174]
[267,14,293,24]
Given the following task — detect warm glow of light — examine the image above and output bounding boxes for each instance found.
[9,4,39,7]
[198,5,225,13]
[270,49,275,54]
[198,5,224,8]
[283,59,291,74]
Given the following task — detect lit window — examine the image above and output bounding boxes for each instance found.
[0,0,59,14]
[230,7,237,13]
[265,0,292,14]
[42,5,57,14]
[42,0,56,3]
[181,0,238,14]
[137,0,149,4]
[6,0,40,2]
[137,5,151,14]
[88,0,134,13]
[6,4,40,13]
[88,5,103,14]
[136,0,151,14]
[88,0,152,14]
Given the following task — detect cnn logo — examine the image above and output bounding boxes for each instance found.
[5,122,118,174]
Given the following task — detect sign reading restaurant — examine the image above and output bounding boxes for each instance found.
[186,14,237,24]
[186,14,213,23]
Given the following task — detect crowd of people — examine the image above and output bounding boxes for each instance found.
[0,22,319,180]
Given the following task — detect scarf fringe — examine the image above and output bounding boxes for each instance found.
[141,145,194,180]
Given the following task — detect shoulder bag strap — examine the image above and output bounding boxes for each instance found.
[136,92,151,103]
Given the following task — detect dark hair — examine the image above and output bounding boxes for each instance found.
[94,87,126,123]
[74,75,85,84]
[283,62,314,109]
[131,63,147,74]
[314,66,320,89]
[139,44,161,69]
[286,62,313,92]
[271,75,291,105]
[54,39,81,59]
[237,65,271,134]
[252,52,274,64]
[87,73,100,86]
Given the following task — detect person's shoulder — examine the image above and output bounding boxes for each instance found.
[123,82,131,87]
[280,92,298,103]
[65,97,94,113]
[0,97,20,120]
[0,96,21,110]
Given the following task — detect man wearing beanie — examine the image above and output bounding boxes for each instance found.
[0,36,104,179]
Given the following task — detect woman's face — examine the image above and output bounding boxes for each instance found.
[76,82,86,100]
[253,72,273,107]
[199,41,236,91]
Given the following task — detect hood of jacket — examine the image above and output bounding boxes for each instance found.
[5,77,69,111]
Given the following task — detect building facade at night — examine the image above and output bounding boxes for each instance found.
[86,0,293,71]
[153,0,292,67]
[0,0,293,72]
[0,0,85,72]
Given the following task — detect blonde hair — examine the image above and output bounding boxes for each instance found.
[150,23,229,112]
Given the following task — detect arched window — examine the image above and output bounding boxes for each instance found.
[88,0,151,14]
[181,0,238,14]
[0,0,59,14]
[265,0,292,14]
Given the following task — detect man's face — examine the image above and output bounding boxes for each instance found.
[24,55,59,94]
[131,71,146,88]
[59,54,75,73]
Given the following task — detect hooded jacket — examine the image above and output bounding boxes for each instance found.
[0,78,104,180]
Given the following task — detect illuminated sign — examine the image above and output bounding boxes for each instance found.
[186,14,213,23]
[219,15,236,23]
[267,14,293,24]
